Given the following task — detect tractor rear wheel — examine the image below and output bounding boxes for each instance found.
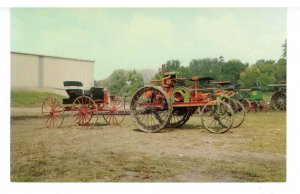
[239,98,251,112]
[130,86,172,133]
[167,107,196,128]
[271,91,286,111]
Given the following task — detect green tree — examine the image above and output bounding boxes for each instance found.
[100,69,144,97]
[240,66,261,87]
[240,60,276,89]
[122,70,144,96]
[257,73,276,89]
[107,69,128,96]
[221,59,248,82]
[154,59,183,79]
[274,58,286,81]
[189,58,220,79]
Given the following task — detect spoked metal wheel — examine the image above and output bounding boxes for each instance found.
[271,91,286,111]
[250,101,259,112]
[103,96,126,125]
[72,96,98,128]
[258,101,268,112]
[130,86,172,133]
[229,99,246,128]
[167,107,196,128]
[239,98,251,113]
[201,100,234,134]
[42,96,65,128]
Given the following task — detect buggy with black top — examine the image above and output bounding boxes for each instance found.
[42,81,127,128]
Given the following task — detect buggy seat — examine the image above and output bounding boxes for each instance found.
[63,81,84,104]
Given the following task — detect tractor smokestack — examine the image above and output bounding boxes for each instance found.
[162,64,166,76]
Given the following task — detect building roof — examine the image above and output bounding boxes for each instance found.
[11,51,95,63]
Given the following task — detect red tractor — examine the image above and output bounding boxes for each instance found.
[130,65,245,133]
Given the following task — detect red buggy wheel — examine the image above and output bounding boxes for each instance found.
[72,96,98,128]
[103,96,126,125]
[42,96,65,128]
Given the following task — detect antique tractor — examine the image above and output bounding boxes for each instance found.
[247,83,268,112]
[210,81,252,112]
[42,81,127,128]
[129,65,245,134]
[213,81,268,112]
[268,81,286,111]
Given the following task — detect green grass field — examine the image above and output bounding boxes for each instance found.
[11,112,286,182]
[11,89,64,108]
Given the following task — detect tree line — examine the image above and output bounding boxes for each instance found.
[154,40,286,90]
[96,41,286,96]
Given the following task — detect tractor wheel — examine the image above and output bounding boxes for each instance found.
[103,96,126,125]
[201,100,234,134]
[167,107,196,128]
[249,101,259,112]
[130,86,172,133]
[259,100,268,112]
[239,98,251,112]
[42,96,65,128]
[229,99,246,128]
[271,91,286,111]
[72,96,98,128]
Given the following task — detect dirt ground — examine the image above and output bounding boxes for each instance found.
[10,109,286,182]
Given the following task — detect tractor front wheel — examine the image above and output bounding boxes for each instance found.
[201,100,234,134]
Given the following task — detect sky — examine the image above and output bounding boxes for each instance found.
[11,8,287,80]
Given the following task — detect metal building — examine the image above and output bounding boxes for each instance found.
[11,52,94,89]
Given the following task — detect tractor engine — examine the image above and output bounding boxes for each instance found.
[170,86,190,103]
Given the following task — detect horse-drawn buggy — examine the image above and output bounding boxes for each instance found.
[42,81,127,128]
[129,65,246,134]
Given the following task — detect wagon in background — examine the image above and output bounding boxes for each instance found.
[42,81,127,128]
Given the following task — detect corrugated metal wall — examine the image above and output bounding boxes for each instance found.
[43,57,93,88]
[11,52,94,89]
[11,53,39,87]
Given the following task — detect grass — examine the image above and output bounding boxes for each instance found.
[205,159,285,182]
[11,110,286,182]
[263,91,273,103]
[11,151,196,182]
[11,89,64,108]
[11,150,285,182]
[233,112,286,153]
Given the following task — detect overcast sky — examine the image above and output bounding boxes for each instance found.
[11,8,286,80]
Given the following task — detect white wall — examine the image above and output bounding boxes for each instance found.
[11,53,39,87]
[11,52,94,89]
